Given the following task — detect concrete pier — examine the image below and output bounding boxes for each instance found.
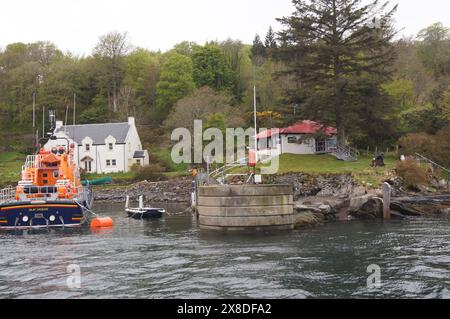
[197,185,294,231]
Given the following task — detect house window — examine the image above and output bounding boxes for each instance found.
[106,160,111,166]
[86,144,90,151]
[109,143,113,150]
[136,159,141,165]
[287,137,298,144]
[112,159,117,166]
[53,171,59,178]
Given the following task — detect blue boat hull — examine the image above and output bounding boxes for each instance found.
[0,201,85,229]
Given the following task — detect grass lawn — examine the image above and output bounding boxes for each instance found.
[261,153,397,187]
[0,152,26,187]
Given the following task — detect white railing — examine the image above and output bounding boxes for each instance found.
[23,155,42,169]
[0,186,15,204]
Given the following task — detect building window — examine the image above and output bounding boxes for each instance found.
[136,159,141,165]
[112,159,117,166]
[86,144,90,151]
[109,143,113,150]
[287,137,298,144]
[106,160,111,166]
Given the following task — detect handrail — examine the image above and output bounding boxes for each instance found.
[414,153,450,173]
[0,186,15,204]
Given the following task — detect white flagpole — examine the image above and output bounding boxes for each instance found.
[253,67,258,163]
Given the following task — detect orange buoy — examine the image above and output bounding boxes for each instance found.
[90,217,114,228]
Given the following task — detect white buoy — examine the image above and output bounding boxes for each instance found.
[139,196,144,209]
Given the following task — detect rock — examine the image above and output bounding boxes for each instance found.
[349,195,375,212]
[293,211,322,228]
[294,204,322,214]
[350,198,383,219]
[318,205,332,214]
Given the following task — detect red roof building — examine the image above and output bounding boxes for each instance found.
[257,120,338,155]
[257,120,336,139]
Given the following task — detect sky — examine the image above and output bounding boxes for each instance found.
[0,0,449,55]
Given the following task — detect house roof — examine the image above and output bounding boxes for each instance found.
[256,121,337,139]
[133,151,146,159]
[55,122,130,144]
[282,120,337,135]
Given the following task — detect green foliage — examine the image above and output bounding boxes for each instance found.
[277,0,398,144]
[417,22,450,80]
[150,147,188,172]
[192,44,235,93]
[132,164,167,182]
[155,53,195,122]
[251,35,265,64]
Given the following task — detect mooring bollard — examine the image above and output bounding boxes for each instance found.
[383,182,392,220]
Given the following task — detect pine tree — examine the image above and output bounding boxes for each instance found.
[264,26,277,49]
[277,0,398,145]
[251,34,266,65]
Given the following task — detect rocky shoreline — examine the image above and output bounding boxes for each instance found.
[93,173,450,228]
[93,177,192,203]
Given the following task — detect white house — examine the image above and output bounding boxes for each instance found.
[257,120,338,158]
[44,117,149,174]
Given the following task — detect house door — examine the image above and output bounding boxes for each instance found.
[315,140,326,153]
[84,161,92,172]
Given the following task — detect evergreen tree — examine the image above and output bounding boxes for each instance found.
[264,26,278,49]
[277,0,398,144]
[251,34,266,65]
[191,44,235,93]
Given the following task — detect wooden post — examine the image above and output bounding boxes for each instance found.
[383,182,391,220]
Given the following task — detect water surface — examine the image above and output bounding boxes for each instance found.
[0,203,449,299]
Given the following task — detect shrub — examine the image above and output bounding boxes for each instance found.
[398,133,437,158]
[395,158,429,190]
[133,164,167,182]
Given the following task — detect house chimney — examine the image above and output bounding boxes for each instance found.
[128,117,135,126]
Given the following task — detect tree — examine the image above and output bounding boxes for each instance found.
[192,44,235,93]
[265,26,278,49]
[277,0,398,145]
[155,53,195,122]
[124,48,161,121]
[164,86,233,131]
[172,41,199,57]
[93,31,131,113]
[417,22,450,80]
[220,39,250,102]
[251,34,265,65]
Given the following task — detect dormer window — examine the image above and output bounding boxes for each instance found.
[85,144,90,151]
[109,143,113,150]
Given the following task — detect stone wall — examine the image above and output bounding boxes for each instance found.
[197,185,294,231]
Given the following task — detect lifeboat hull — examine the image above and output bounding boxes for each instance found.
[0,201,85,229]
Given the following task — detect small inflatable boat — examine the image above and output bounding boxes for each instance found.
[125,196,165,220]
